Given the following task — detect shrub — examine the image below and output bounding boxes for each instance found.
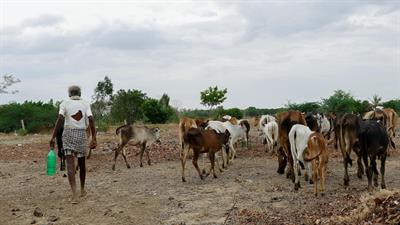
[142,99,170,124]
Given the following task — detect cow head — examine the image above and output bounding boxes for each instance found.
[152,127,161,144]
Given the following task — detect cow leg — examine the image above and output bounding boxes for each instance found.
[60,155,66,171]
[228,142,236,164]
[202,153,207,175]
[210,152,217,178]
[180,145,189,182]
[121,148,131,169]
[380,154,386,189]
[277,147,287,174]
[306,162,313,184]
[139,143,145,167]
[357,156,364,179]
[145,145,151,166]
[192,150,203,180]
[293,161,300,190]
[312,161,318,196]
[287,154,295,182]
[362,154,373,192]
[112,145,122,171]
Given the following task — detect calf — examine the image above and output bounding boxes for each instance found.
[289,124,313,190]
[304,132,329,196]
[359,120,389,191]
[112,125,161,170]
[262,121,279,154]
[206,120,247,166]
[254,115,276,131]
[276,110,307,181]
[56,124,66,171]
[182,128,230,182]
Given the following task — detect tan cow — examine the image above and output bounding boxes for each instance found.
[383,108,397,148]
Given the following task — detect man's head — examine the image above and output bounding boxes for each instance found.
[68,85,81,97]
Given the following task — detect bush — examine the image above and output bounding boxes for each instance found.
[0,101,58,133]
[96,121,109,132]
[382,99,400,113]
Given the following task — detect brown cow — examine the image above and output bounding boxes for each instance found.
[339,114,364,186]
[304,132,329,196]
[276,110,306,181]
[182,128,230,182]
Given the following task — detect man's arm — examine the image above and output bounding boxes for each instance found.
[49,115,64,149]
[88,116,97,149]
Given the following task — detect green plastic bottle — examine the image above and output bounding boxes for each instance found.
[47,148,56,176]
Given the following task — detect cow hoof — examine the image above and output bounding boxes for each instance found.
[309,180,313,185]
[182,177,186,182]
[321,192,325,197]
[127,165,131,169]
[202,169,207,175]
[381,184,386,189]
[213,174,218,179]
[112,165,116,171]
[357,173,362,179]
[148,161,151,166]
[200,175,204,180]
[294,183,300,191]
[140,164,143,167]
[277,168,285,175]
[344,179,349,187]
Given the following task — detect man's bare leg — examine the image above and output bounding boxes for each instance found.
[78,157,86,197]
[66,155,78,204]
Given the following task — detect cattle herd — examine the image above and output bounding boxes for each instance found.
[56,107,398,196]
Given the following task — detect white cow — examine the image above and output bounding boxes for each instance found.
[258,115,277,131]
[289,124,313,190]
[316,113,331,139]
[206,120,247,167]
[262,121,279,154]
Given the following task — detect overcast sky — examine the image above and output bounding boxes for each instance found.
[1,0,399,109]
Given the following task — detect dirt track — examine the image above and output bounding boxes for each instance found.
[0,124,399,225]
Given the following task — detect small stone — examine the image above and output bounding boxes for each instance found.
[47,215,59,222]
[33,207,43,217]
[12,212,16,216]
[11,208,20,212]
[168,197,174,201]
[30,219,36,224]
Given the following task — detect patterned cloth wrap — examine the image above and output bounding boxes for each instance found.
[62,128,87,158]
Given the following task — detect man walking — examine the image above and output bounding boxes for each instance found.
[50,85,97,204]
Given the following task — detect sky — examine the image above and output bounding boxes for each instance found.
[1,0,399,109]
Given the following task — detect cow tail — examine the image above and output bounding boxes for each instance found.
[115,125,126,135]
[304,136,322,162]
[294,131,305,170]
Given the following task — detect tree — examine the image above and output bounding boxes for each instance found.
[321,90,361,114]
[142,99,169,124]
[369,94,382,108]
[159,93,170,107]
[200,86,227,109]
[92,76,114,119]
[0,74,20,94]
[110,89,147,123]
[285,101,321,113]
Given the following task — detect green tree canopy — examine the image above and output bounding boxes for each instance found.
[200,86,227,109]
[142,99,170,124]
[111,89,147,123]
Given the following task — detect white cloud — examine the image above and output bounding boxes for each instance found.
[1,0,399,108]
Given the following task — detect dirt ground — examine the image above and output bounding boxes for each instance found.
[0,124,399,225]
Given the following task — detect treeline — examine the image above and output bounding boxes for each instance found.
[0,77,399,134]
